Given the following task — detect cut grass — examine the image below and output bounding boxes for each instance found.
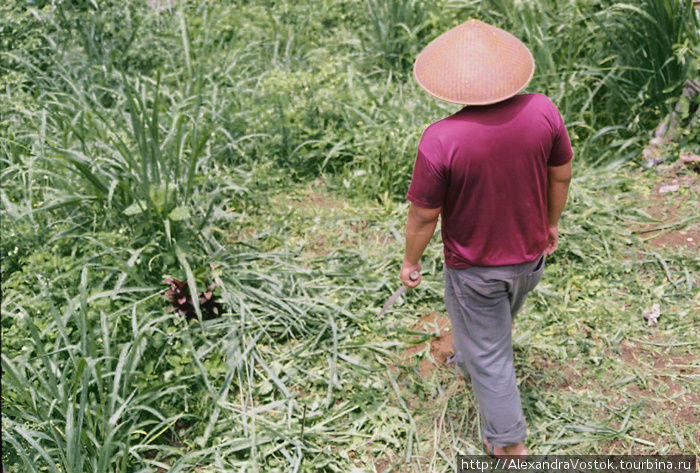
[375,163,699,468]
[186,163,698,470]
[259,163,698,466]
[1,0,698,471]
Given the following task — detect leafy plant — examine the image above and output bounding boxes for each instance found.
[163,277,223,321]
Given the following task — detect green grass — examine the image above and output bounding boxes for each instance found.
[1,0,699,471]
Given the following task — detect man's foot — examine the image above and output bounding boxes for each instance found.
[483,438,528,458]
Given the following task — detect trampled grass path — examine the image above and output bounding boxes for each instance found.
[271,162,699,470]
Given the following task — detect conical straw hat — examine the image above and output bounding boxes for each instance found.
[414,19,535,105]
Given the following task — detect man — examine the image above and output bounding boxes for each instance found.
[400,20,573,457]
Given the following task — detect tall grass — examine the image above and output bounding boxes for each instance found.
[595,0,699,115]
[358,0,434,74]
[2,269,186,472]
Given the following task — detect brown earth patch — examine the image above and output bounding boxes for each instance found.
[279,180,397,256]
[288,178,345,211]
[631,165,700,250]
[373,453,397,473]
[401,312,454,380]
[673,403,700,426]
[300,224,394,257]
[525,356,583,390]
[305,233,329,256]
[621,382,700,443]
[637,197,700,249]
[642,226,699,250]
[228,227,257,242]
[608,335,699,437]
[528,330,700,453]
[294,191,344,211]
[349,221,396,248]
[598,438,638,454]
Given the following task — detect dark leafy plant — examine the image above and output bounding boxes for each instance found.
[163,277,223,321]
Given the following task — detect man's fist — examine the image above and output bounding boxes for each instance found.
[400,262,422,289]
[544,225,558,255]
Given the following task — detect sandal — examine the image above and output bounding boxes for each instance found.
[483,438,529,459]
[482,438,496,457]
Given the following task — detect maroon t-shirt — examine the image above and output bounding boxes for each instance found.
[406,93,573,269]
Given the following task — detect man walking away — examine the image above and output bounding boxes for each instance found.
[399,19,573,457]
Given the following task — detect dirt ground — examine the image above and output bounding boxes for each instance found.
[634,157,700,250]
[401,312,455,380]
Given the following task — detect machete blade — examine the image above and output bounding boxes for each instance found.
[378,285,407,316]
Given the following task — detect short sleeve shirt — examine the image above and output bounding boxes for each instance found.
[406,93,573,268]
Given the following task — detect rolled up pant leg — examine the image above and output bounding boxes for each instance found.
[444,260,542,448]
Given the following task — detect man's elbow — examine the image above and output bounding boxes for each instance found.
[409,203,441,225]
[416,215,440,226]
[548,162,572,185]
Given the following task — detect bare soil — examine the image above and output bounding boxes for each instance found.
[401,312,454,380]
[526,356,583,391]
[602,333,700,446]
[633,163,700,250]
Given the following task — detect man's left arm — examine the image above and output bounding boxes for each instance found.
[401,203,441,288]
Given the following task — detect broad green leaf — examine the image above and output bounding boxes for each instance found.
[124,201,146,216]
[168,205,191,221]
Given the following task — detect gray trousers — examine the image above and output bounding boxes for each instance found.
[444,254,545,447]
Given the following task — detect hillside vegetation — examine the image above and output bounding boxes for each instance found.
[1,0,699,471]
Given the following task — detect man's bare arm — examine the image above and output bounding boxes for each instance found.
[545,161,572,255]
[401,203,441,288]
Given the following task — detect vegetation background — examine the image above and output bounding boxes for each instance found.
[1,0,699,471]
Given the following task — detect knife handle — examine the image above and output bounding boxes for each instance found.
[409,271,420,281]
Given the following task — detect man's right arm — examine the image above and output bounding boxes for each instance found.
[545,161,572,255]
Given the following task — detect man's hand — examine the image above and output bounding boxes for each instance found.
[400,261,422,289]
[544,225,558,255]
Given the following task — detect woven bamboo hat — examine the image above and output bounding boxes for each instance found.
[414,19,535,105]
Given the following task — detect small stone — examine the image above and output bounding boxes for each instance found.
[680,152,700,164]
[654,121,668,139]
[642,304,661,327]
[680,153,700,171]
[645,156,667,168]
[659,184,679,194]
